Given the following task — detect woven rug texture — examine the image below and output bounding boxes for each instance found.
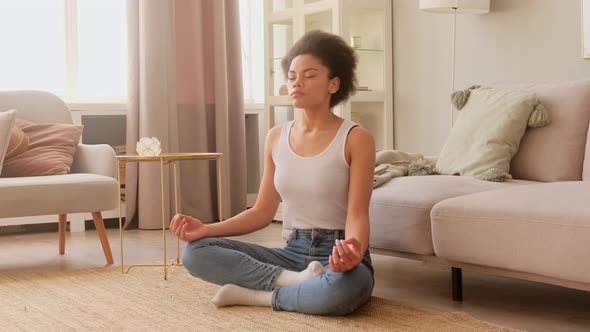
[0,266,519,331]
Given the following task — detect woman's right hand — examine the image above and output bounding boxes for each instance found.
[170,214,209,242]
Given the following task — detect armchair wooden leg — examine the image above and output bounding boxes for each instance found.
[58,214,67,255]
[92,212,114,264]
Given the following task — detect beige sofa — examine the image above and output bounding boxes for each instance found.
[369,80,590,301]
[0,91,119,264]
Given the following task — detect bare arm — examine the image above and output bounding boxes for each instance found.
[330,127,375,272]
[197,125,283,238]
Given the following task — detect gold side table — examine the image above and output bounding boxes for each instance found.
[117,153,223,280]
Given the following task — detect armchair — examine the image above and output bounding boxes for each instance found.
[0,90,119,264]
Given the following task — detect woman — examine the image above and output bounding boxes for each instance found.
[170,30,375,315]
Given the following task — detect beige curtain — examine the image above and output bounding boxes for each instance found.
[126,0,246,229]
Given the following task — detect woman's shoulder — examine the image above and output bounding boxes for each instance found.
[347,125,374,146]
[344,124,375,164]
[267,122,288,143]
[266,122,290,160]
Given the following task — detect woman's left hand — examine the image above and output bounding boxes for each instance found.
[329,237,363,272]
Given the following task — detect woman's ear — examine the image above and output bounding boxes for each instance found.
[329,77,340,94]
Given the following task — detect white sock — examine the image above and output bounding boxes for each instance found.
[212,284,272,307]
[275,261,326,287]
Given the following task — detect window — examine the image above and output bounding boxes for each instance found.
[0,0,127,104]
[239,0,264,106]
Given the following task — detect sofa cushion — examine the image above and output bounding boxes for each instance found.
[431,182,590,285]
[0,109,16,174]
[5,125,29,159]
[1,118,83,177]
[436,87,541,181]
[369,175,536,255]
[510,80,590,182]
[0,174,118,218]
[583,121,590,181]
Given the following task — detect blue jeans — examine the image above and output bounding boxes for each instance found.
[181,228,374,315]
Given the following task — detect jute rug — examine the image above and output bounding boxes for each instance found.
[0,265,518,331]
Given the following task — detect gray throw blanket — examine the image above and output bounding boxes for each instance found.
[373,150,426,188]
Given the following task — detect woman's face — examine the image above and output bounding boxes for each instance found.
[287,54,340,110]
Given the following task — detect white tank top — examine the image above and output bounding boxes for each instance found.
[273,119,358,240]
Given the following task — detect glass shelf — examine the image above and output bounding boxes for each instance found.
[348,7,385,51]
[304,10,332,33]
[271,58,287,96]
[270,20,293,97]
[353,48,384,52]
[270,0,292,12]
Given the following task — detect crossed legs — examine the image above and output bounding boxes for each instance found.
[182,237,373,315]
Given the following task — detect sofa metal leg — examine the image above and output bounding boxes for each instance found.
[58,214,67,255]
[452,267,463,302]
[92,212,114,264]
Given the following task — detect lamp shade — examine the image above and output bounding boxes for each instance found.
[419,0,490,14]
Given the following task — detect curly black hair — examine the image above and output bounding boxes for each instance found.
[281,30,358,108]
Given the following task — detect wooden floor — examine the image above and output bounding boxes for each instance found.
[1,222,589,331]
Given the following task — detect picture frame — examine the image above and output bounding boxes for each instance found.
[584,0,590,58]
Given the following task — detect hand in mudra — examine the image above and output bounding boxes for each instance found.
[329,237,362,273]
[169,214,208,242]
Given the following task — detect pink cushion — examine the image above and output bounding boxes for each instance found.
[1,119,83,177]
[584,122,590,181]
[510,80,590,182]
[0,109,16,174]
[5,125,29,159]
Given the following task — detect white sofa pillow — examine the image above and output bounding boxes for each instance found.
[435,88,541,181]
[0,109,17,174]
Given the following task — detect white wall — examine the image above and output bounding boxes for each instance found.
[393,0,590,155]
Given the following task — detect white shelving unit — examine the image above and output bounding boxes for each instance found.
[263,0,393,150]
[264,0,392,220]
